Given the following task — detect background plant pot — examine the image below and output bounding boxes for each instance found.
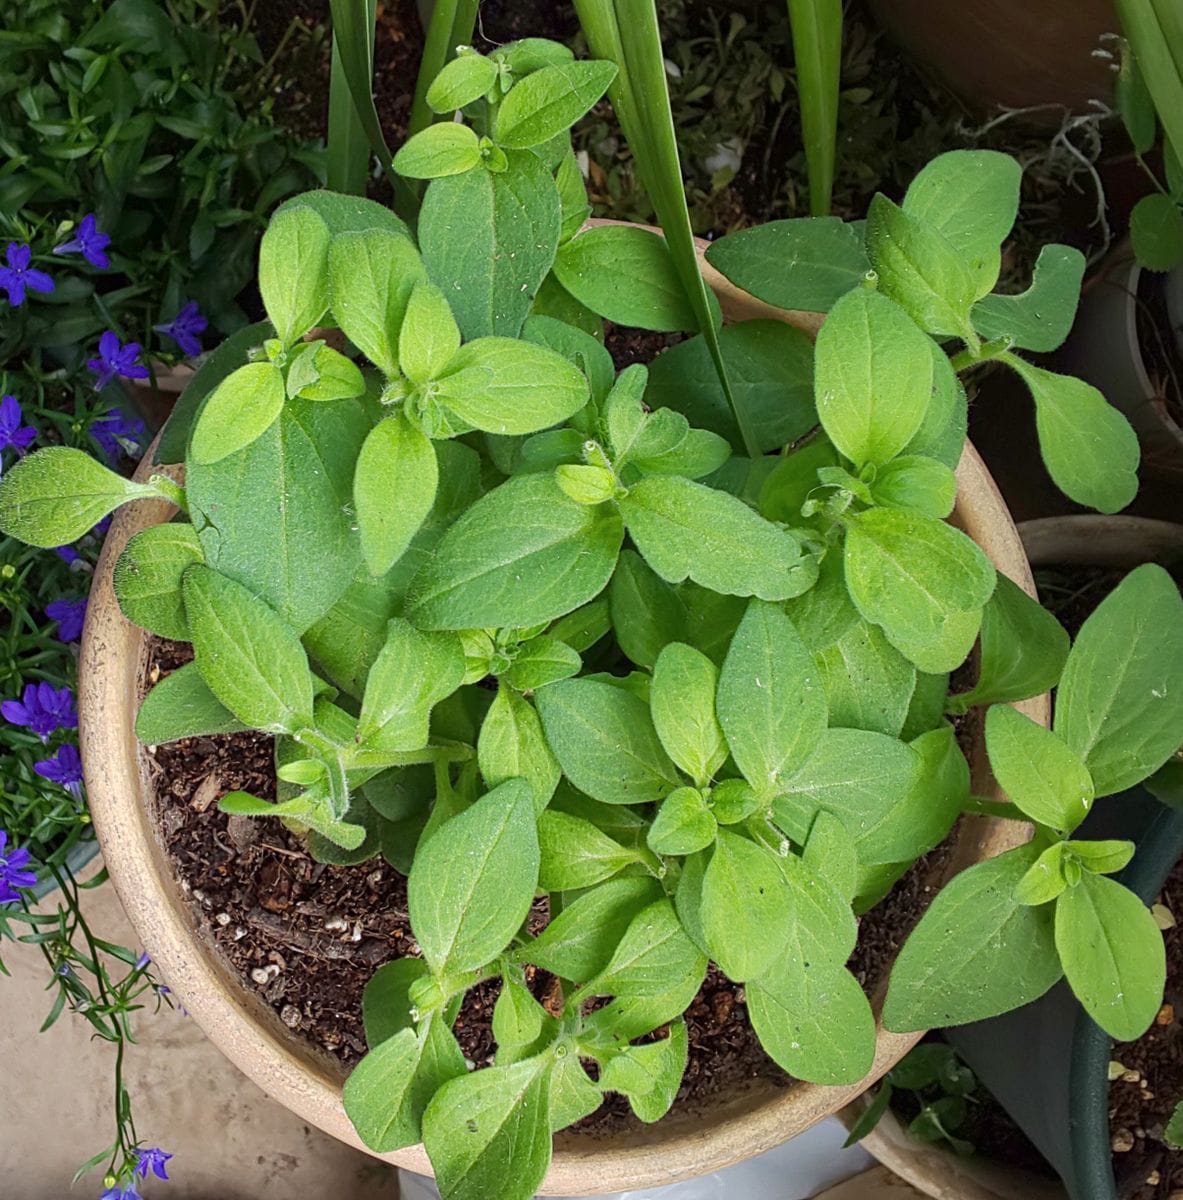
[80,235,1044,1196]
[864,0,1116,116]
[1056,244,1183,480]
[848,514,1183,1200]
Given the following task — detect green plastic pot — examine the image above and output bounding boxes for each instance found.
[29,836,101,901]
[947,787,1183,1200]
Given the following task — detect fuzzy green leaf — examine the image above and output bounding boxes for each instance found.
[717,600,827,797]
[408,779,540,976]
[1056,872,1165,1040]
[620,476,816,602]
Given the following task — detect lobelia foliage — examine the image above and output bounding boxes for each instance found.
[1,40,1181,1200]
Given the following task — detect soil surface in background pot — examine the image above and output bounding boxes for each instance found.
[1109,856,1183,1200]
[146,634,955,1134]
[251,0,1110,264]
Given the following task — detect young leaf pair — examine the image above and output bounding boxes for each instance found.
[886,565,1183,1041]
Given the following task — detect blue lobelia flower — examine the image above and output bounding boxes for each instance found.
[0,829,37,903]
[154,300,207,357]
[134,1147,173,1181]
[34,743,83,803]
[0,243,54,306]
[55,544,82,565]
[87,332,150,391]
[1,681,78,741]
[53,213,112,270]
[46,596,87,641]
[99,1183,142,1200]
[91,409,146,463]
[0,395,36,461]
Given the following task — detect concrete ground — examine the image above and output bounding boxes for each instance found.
[0,862,398,1200]
[0,863,924,1200]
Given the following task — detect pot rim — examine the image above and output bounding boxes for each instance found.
[80,237,1046,1196]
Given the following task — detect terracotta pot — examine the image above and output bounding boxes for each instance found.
[843,515,1183,1200]
[79,234,1045,1196]
[865,0,1117,116]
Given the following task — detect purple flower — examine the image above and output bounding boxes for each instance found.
[53,213,111,270]
[87,332,149,391]
[134,1148,172,1182]
[34,743,83,802]
[0,829,37,904]
[154,300,207,357]
[55,544,81,565]
[92,515,113,539]
[0,395,36,458]
[46,597,86,641]
[91,409,146,463]
[99,1184,142,1200]
[0,243,54,306]
[1,682,77,741]
[135,952,150,971]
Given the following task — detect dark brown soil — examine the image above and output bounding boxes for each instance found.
[145,631,959,1130]
[1034,564,1129,641]
[888,1037,1057,1176]
[1109,858,1183,1200]
[603,323,685,372]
